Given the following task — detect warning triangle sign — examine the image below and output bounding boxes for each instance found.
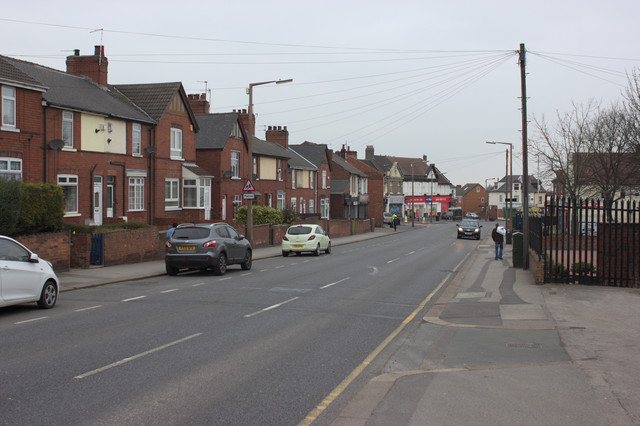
[242,179,255,192]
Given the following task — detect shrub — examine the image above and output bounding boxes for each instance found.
[572,262,596,275]
[15,183,64,235]
[235,205,284,226]
[282,206,300,224]
[0,178,23,235]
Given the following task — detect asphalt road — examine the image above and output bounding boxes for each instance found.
[0,224,478,425]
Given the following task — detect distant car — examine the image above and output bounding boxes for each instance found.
[165,223,252,276]
[282,224,331,256]
[465,212,479,219]
[457,219,482,240]
[383,212,394,225]
[441,211,452,220]
[0,235,59,309]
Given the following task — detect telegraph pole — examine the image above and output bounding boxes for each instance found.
[520,43,530,270]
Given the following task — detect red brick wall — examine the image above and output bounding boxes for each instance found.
[460,185,488,216]
[16,232,71,272]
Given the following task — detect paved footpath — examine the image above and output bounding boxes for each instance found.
[329,240,640,426]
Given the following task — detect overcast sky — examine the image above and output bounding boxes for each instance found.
[3,0,640,188]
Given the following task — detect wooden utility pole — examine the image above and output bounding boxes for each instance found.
[520,43,530,269]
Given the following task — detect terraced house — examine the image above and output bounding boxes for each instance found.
[0,46,208,226]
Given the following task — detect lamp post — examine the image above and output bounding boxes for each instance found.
[247,79,293,245]
[486,141,512,242]
[411,163,415,227]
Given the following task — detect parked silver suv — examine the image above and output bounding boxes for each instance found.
[165,223,252,276]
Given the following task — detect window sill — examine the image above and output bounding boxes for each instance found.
[170,156,184,161]
[1,126,19,133]
[132,154,143,158]
[61,147,77,152]
[63,213,81,218]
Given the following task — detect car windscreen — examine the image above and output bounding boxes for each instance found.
[172,227,211,239]
[460,220,478,228]
[287,226,312,235]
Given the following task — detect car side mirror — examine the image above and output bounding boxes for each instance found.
[29,253,40,263]
[238,234,245,240]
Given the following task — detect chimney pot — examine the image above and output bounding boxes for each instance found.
[74,49,80,56]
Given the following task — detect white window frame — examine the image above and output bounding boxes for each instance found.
[132,123,141,155]
[268,193,273,208]
[231,151,240,178]
[277,193,285,210]
[2,86,16,129]
[165,178,180,210]
[170,128,182,159]
[291,197,297,211]
[292,169,296,189]
[62,111,73,148]
[183,178,198,208]
[57,174,78,214]
[252,156,258,178]
[128,177,145,211]
[0,158,22,181]
[310,172,314,189]
[309,199,314,214]
[320,197,329,219]
[233,194,242,216]
[322,170,327,189]
[277,159,283,181]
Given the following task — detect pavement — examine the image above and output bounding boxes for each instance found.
[56,222,640,425]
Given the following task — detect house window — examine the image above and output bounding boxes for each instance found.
[252,156,258,178]
[128,177,145,211]
[183,179,199,208]
[514,183,520,191]
[310,172,314,189]
[292,169,296,189]
[170,128,182,159]
[268,193,273,208]
[322,170,327,189]
[499,195,504,203]
[277,159,283,181]
[476,187,480,192]
[57,175,78,214]
[0,158,22,181]
[301,199,306,214]
[233,194,242,216]
[291,197,297,211]
[277,193,285,210]
[1,86,16,128]
[132,123,141,155]
[309,199,314,214]
[62,111,73,148]
[165,178,179,210]
[231,151,240,178]
[183,178,208,208]
[320,197,329,219]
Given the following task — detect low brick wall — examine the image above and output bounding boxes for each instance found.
[16,232,71,272]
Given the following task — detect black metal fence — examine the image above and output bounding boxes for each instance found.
[537,196,639,287]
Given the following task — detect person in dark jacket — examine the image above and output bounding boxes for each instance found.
[491,223,504,260]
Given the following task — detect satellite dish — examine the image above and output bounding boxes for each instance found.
[48,139,65,150]
[145,146,157,154]
[223,170,233,178]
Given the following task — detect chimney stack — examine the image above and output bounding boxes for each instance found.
[188,93,210,114]
[365,145,374,160]
[266,125,289,148]
[66,45,108,86]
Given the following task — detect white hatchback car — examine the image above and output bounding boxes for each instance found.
[282,224,331,256]
[0,235,59,309]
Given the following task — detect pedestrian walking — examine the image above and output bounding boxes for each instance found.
[491,223,504,260]
[392,213,398,231]
[167,222,178,239]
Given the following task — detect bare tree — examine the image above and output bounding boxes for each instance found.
[531,101,599,200]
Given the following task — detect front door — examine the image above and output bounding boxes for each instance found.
[221,195,227,220]
[93,176,103,226]
[106,176,114,218]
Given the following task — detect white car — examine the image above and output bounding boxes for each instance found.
[0,235,59,309]
[282,224,331,256]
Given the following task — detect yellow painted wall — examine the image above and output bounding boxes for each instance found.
[81,113,126,154]
[260,157,277,180]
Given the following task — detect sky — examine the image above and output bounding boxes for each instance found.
[3,0,640,188]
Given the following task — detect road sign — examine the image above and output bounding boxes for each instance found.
[243,193,255,199]
[243,179,255,192]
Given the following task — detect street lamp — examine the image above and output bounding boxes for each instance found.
[247,79,293,245]
[486,141,512,242]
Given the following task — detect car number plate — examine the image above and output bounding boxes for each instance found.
[179,245,196,252]
[292,244,304,248]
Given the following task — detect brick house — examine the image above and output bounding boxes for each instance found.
[194,111,250,221]
[1,46,208,227]
[344,156,384,226]
[330,150,369,220]
[289,142,333,219]
[458,183,488,218]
